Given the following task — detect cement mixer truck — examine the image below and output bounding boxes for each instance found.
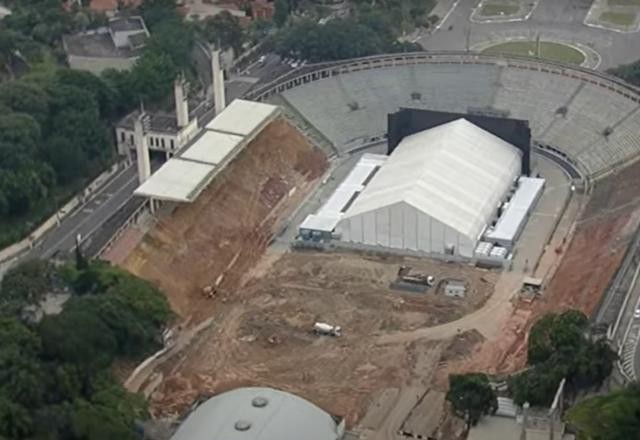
[313,322,342,337]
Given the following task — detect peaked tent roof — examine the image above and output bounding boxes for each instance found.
[342,118,522,241]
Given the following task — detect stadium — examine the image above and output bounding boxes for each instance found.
[121,51,640,438]
[247,52,640,181]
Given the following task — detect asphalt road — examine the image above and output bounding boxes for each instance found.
[419,0,640,70]
[29,164,139,260]
[226,54,290,101]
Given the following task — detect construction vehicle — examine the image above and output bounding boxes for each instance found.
[397,266,435,286]
[313,322,342,337]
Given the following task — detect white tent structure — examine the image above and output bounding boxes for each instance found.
[335,119,522,257]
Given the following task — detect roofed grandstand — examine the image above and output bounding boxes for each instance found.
[246,53,640,180]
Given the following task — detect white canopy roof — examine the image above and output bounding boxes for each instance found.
[134,99,279,202]
[343,119,522,241]
[300,153,387,233]
[135,158,215,203]
[485,176,545,243]
[181,130,243,165]
[171,387,342,440]
[206,99,278,136]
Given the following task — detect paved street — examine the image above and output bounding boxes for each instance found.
[419,0,640,69]
[227,54,289,101]
[29,164,139,260]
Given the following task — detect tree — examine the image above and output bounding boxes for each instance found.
[247,19,273,45]
[0,259,55,316]
[39,305,118,372]
[70,398,140,440]
[509,365,566,407]
[0,263,168,440]
[138,0,181,29]
[274,17,403,63]
[54,69,117,119]
[128,51,178,104]
[0,80,50,125]
[0,318,44,438]
[146,18,195,69]
[527,309,588,365]
[69,262,172,356]
[0,112,41,151]
[0,26,20,78]
[566,382,640,440]
[608,59,640,87]
[201,11,244,53]
[446,373,497,429]
[510,310,617,406]
[0,162,54,216]
[273,0,290,28]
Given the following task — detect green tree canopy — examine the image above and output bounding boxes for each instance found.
[274,16,417,63]
[39,305,119,372]
[0,81,50,125]
[446,373,497,429]
[607,59,640,87]
[200,11,244,53]
[510,310,616,406]
[0,259,55,316]
[0,261,171,439]
[273,0,290,28]
[128,51,178,104]
[0,112,41,151]
[566,382,640,440]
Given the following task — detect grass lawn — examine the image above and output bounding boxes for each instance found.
[480,3,520,16]
[600,11,636,25]
[482,41,586,65]
[608,0,640,6]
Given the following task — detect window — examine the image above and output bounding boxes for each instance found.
[129,134,134,144]
[120,131,125,142]
[161,138,166,148]
[170,139,175,149]
[150,137,155,147]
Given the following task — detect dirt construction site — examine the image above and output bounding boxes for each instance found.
[142,251,495,426]
[115,113,640,439]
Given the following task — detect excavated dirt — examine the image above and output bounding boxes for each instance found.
[144,251,495,424]
[122,118,326,320]
[541,162,640,317]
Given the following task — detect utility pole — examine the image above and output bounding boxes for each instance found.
[465,28,471,52]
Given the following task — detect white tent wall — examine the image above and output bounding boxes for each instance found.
[335,201,476,257]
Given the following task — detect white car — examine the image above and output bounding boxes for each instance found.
[634,308,640,319]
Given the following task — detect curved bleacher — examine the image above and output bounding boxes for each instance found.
[245,52,640,180]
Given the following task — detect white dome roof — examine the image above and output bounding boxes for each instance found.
[171,387,343,440]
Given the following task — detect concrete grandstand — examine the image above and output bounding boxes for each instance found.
[246,52,640,181]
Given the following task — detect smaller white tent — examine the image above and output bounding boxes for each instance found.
[335,119,522,257]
